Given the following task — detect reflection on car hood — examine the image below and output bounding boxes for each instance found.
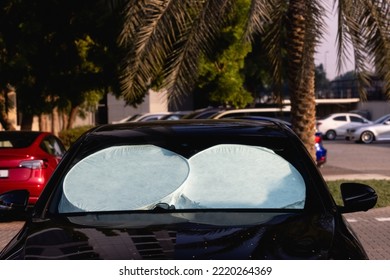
[4,212,338,260]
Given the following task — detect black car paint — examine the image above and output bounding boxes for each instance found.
[0,120,375,259]
[1,211,365,260]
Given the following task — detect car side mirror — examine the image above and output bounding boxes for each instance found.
[339,183,377,213]
[0,190,29,213]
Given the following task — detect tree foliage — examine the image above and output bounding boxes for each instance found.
[117,0,389,157]
[196,0,253,108]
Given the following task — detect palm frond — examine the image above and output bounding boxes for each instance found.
[245,0,272,38]
[336,0,390,99]
[260,0,288,99]
[301,0,326,78]
[118,0,186,104]
[163,0,234,106]
[335,0,357,75]
[118,0,234,105]
[360,0,390,97]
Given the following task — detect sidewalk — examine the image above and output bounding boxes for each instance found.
[323,173,390,181]
[0,220,24,251]
[344,206,390,260]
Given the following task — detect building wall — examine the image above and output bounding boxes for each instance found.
[357,101,390,120]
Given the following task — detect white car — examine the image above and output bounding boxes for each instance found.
[316,113,372,140]
[210,107,292,122]
[346,114,390,144]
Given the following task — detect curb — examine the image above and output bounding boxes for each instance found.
[323,174,390,181]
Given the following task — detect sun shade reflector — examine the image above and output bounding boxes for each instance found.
[59,145,190,212]
[167,144,306,209]
[59,144,305,213]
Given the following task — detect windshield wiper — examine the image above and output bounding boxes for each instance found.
[152,203,176,212]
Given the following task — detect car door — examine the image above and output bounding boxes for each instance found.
[332,115,349,135]
[336,115,367,136]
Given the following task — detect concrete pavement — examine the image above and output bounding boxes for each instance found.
[344,206,390,260]
[0,220,24,252]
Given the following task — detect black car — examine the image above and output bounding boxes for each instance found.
[0,119,377,259]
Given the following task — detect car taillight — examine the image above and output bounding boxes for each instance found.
[315,133,323,144]
[19,160,47,169]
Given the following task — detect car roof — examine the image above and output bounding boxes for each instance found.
[88,119,294,137]
[210,107,291,119]
[68,119,299,153]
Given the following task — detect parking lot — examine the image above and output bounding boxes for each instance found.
[1,139,390,259]
[321,140,390,180]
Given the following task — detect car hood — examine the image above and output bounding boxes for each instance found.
[1,211,345,260]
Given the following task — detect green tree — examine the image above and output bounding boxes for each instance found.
[196,0,253,108]
[117,0,390,157]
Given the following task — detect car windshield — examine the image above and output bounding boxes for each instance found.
[374,115,390,124]
[0,131,40,148]
[58,144,306,213]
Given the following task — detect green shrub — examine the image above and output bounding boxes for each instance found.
[59,125,95,149]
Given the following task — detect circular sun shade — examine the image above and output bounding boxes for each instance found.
[59,145,190,212]
[170,144,306,209]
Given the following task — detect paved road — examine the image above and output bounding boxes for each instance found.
[0,220,23,252]
[320,140,390,180]
[1,140,390,259]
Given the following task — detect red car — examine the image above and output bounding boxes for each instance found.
[0,131,66,205]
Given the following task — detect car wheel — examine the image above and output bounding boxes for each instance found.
[360,131,375,144]
[325,130,336,140]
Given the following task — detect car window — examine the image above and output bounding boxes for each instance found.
[333,116,347,121]
[350,116,365,123]
[0,140,12,147]
[59,145,190,212]
[40,136,66,157]
[58,144,306,213]
[373,115,390,124]
[382,116,390,124]
[0,132,39,148]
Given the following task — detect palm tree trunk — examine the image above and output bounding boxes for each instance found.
[20,113,34,131]
[287,0,316,160]
[66,106,79,130]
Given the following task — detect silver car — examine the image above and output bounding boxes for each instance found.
[346,114,390,144]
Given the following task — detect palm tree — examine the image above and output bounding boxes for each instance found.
[117,0,390,157]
